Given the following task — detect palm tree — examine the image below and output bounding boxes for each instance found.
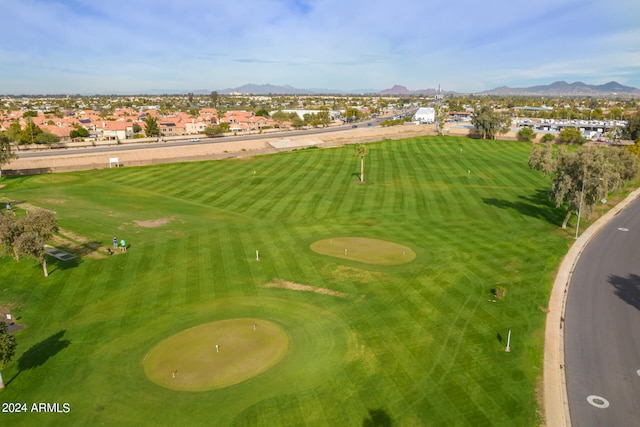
[356,144,369,183]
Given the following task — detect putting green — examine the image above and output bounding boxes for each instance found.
[143,318,289,391]
[310,237,416,265]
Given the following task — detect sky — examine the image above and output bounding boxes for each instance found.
[1,0,639,95]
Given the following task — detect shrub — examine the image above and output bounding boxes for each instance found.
[517,127,536,142]
[541,133,555,143]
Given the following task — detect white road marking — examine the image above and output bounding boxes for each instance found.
[587,395,610,409]
[617,227,629,232]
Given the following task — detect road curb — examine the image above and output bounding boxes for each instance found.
[544,187,640,426]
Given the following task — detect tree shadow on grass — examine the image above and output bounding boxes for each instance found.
[608,273,640,310]
[363,408,393,427]
[483,189,565,226]
[6,330,71,386]
[47,254,81,275]
[56,240,104,259]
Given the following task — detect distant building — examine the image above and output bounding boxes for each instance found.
[413,107,435,123]
[276,109,341,120]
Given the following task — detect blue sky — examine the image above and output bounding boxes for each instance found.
[1,0,639,94]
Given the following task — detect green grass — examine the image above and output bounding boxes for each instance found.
[0,136,572,426]
[143,318,289,391]
[310,237,416,264]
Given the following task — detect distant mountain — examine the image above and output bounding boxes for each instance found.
[218,83,313,95]
[480,81,639,96]
[215,83,454,96]
[379,85,414,95]
[149,81,640,97]
[217,83,382,95]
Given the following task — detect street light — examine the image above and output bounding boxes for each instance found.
[575,177,604,238]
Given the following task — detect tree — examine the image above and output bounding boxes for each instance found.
[627,140,640,160]
[604,126,623,143]
[132,123,142,134]
[0,322,17,389]
[203,122,229,137]
[623,109,640,142]
[550,148,607,228]
[536,146,637,229]
[14,232,48,276]
[603,147,639,193]
[144,115,160,137]
[434,104,448,135]
[344,108,362,123]
[1,209,57,277]
[558,127,584,144]
[541,133,555,143]
[517,127,536,142]
[528,142,555,176]
[35,131,61,144]
[356,144,369,183]
[0,133,18,177]
[19,118,42,144]
[472,106,503,139]
[5,120,22,143]
[69,126,89,139]
[291,116,305,129]
[0,212,22,259]
[255,109,270,117]
[210,91,219,108]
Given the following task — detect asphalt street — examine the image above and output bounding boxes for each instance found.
[564,195,640,426]
[13,122,366,159]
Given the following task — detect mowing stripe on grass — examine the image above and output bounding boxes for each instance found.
[0,136,574,426]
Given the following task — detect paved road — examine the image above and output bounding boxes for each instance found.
[564,195,640,426]
[14,123,368,158]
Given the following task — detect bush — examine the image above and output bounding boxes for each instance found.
[558,127,585,144]
[517,127,536,142]
[541,133,555,143]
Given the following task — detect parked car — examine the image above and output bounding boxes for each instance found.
[190,137,200,142]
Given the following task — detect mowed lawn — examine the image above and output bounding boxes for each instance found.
[0,136,571,426]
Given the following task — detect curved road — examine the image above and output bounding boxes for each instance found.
[564,194,640,426]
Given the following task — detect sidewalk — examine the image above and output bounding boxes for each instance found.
[543,187,640,426]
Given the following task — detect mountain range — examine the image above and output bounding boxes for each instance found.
[201,81,639,97]
[479,81,640,96]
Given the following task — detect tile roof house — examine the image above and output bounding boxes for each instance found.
[100,120,134,140]
[159,121,186,136]
[185,119,208,135]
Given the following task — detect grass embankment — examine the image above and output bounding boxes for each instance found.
[0,136,571,426]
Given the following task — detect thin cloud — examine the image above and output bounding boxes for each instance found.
[0,0,639,94]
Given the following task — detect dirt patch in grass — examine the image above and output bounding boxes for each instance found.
[0,303,20,317]
[264,278,348,299]
[52,228,109,259]
[134,217,174,228]
[41,198,67,205]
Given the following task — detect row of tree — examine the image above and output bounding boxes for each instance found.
[529,144,639,228]
[2,119,61,145]
[0,134,18,176]
[476,107,640,143]
[0,209,58,277]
